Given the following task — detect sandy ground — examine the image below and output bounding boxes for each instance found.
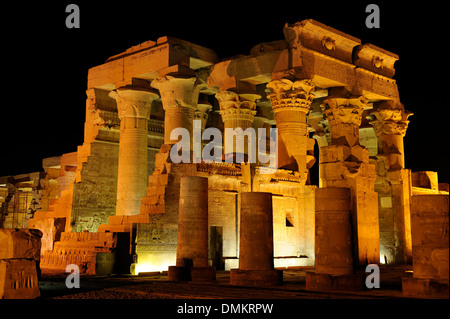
[38,265,412,299]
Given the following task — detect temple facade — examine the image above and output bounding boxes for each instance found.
[1,19,448,284]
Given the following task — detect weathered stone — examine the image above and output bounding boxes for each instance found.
[230,192,282,286]
[402,194,449,298]
[0,229,42,260]
[0,259,40,299]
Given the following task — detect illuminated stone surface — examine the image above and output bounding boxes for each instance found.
[0,18,448,299]
[402,195,449,298]
[230,192,282,286]
[168,176,215,281]
[0,229,41,299]
[109,86,160,216]
[306,188,365,291]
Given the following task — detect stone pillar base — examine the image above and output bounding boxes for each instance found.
[168,266,216,282]
[0,259,40,299]
[306,272,365,291]
[402,277,449,299]
[230,269,282,286]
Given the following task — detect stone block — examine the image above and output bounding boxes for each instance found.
[285,19,361,64]
[402,276,449,299]
[411,195,449,280]
[0,229,42,260]
[168,266,216,282]
[353,43,398,78]
[412,171,439,191]
[0,259,40,299]
[230,269,282,286]
[306,272,365,291]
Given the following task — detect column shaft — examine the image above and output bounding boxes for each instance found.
[314,187,353,275]
[239,192,274,270]
[109,87,159,216]
[230,192,282,286]
[176,176,209,268]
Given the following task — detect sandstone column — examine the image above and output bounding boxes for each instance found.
[230,192,282,286]
[306,188,364,291]
[369,101,414,264]
[168,176,215,281]
[369,101,413,170]
[319,87,380,265]
[266,79,316,182]
[215,91,259,162]
[109,86,159,216]
[403,195,449,298]
[151,76,202,146]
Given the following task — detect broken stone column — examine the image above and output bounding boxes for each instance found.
[319,87,380,265]
[230,192,282,286]
[0,229,42,299]
[266,78,316,182]
[109,86,159,216]
[402,195,449,298]
[369,101,414,264]
[369,101,413,170]
[216,91,259,162]
[306,188,365,291]
[168,176,215,281]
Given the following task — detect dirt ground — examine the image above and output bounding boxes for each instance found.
[12,265,441,318]
[38,265,413,299]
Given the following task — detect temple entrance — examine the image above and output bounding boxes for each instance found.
[209,226,224,270]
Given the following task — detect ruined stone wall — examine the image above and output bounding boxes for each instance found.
[136,160,316,273]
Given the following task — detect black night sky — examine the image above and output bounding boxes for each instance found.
[1,0,448,183]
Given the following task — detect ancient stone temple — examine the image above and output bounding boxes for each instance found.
[1,19,448,297]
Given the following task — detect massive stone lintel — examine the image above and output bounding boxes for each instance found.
[88,36,217,90]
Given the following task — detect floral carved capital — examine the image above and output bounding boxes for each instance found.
[266,79,315,113]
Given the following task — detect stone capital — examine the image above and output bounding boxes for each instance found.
[215,90,260,111]
[368,107,413,137]
[108,86,159,120]
[320,87,368,146]
[151,76,204,110]
[266,79,315,113]
[321,91,368,127]
[219,108,257,125]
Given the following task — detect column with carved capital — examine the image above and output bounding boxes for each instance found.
[215,91,259,162]
[369,101,413,264]
[369,103,413,171]
[319,87,380,265]
[109,86,159,216]
[266,78,316,181]
[151,76,202,146]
